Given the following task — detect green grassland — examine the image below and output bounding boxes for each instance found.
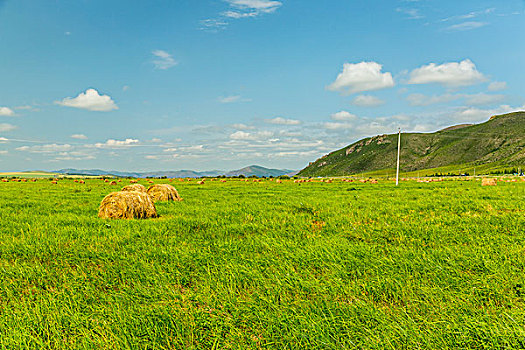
[0,178,524,349]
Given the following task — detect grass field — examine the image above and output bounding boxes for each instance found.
[0,178,524,349]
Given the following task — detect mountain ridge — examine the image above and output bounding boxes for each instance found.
[55,165,295,178]
[299,111,525,177]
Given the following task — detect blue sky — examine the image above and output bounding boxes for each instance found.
[1,0,524,171]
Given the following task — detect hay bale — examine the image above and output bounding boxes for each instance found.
[98,191,157,219]
[122,184,147,193]
[197,180,205,185]
[109,181,118,185]
[482,178,497,186]
[1,179,8,182]
[79,180,85,184]
[147,184,183,202]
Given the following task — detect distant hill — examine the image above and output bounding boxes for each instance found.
[55,165,294,178]
[226,165,294,177]
[299,111,525,177]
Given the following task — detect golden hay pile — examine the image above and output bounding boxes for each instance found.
[482,178,497,186]
[147,184,183,202]
[98,191,158,219]
[121,184,147,193]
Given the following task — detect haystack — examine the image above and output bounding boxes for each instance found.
[482,178,497,186]
[147,184,183,202]
[98,191,157,219]
[121,184,147,193]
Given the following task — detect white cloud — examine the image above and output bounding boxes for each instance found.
[232,123,255,130]
[406,93,460,106]
[0,137,8,142]
[396,8,424,20]
[351,95,385,107]
[199,19,229,32]
[266,117,301,125]
[55,89,118,112]
[323,122,354,130]
[95,139,139,148]
[0,107,15,116]
[408,59,486,87]
[16,144,72,153]
[0,150,7,155]
[230,130,273,140]
[445,21,488,31]
[406,93,505,106]
[450,105,525,122]
[218,95,251,103]
[145,155,159,160]
[488,81,507,92]
[0,123,16,132]
[152,50,177,70]
[71,134,88,140]
[330,111,357,121]
[327,61,395,94]
[464,93,505,106]
[225,0,282,15]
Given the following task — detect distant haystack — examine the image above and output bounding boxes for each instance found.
[147,184,183,202]
[121,184,147,193]
[482,178,497,186]
[98,191,158,219]
[109,181,118,185]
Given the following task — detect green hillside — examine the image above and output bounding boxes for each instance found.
[299,112,525,177]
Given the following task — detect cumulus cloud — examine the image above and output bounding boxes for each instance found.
[95,139,139,148]
[327,61,395,95]
[71,134,88,140]
[408,59,486,87]
[0,107,15,116]
[0,123,16,132]
[488,81,507,92]
[330,111,357,121]
[266,117,301,125]
[55,89,118,112]
[152,50,177,70]
[351,95,385,107]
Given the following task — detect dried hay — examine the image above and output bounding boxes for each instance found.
[369,179,378,184]
[51,181,58,184]
[79,180,85,184]
[130,180,138,183]
[482,178,497,186]
[109,181,118,185]
[121,184,147,193]
[197,180,205,185]
[276,179,282,183]
[1,179,8,182]
[98,191,158,220]
[147,184,183,202]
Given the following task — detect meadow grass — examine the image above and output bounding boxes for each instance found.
[0,178,524,349]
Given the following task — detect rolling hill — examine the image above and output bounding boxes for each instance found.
[299,112,525,177]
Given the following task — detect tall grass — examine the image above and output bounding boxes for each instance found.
[0,178,524,349]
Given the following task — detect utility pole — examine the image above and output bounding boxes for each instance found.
[396,128,401,186]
